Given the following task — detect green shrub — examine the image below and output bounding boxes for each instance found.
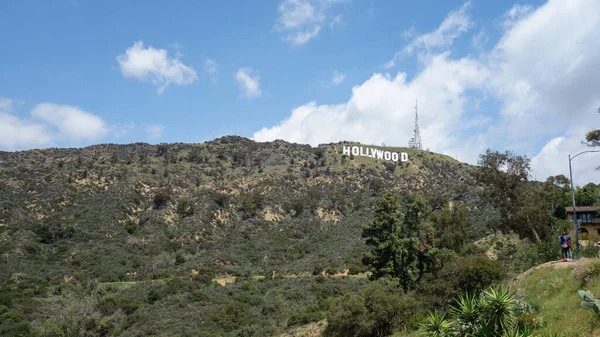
[516,311,540,331]
[324,279,421,337]
[348,266,361,275]
[419,254,506,305]
[581,246,599,259]
[514,300,541,331]
[459,243,486,257]
[123,219,138,234]
[176,197,195,217]
[448,256,504,295]
[153,188,171,209]
[573,258,600,281]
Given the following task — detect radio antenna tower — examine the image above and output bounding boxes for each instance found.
[408,100,422,150]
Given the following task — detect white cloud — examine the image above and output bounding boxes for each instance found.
[254,0,600,182]
[117,40,198,94]
[204,58,218,82]
[329,14,343,28]
[502,4,535,29]
[330,71,345,85]
[255,53,488,162]
[111,122,135,138]
[0,97,13,111]
[234,68,262,99]
[404,1,472,55]
[0,101,109,150]
[531,127,600,184]
[288,26,322,45]
[384,1,472,69]
[31,103,108,141]
[275,0,345,45]
[471,30,489,51]
[0,113,54,150]
[485,0,600,147]
[146,124,164,139]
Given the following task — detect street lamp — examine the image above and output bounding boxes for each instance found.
[569,149,600,260]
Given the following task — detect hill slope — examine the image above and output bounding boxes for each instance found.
[507,258,600,337]
[0,137,486,281]
[0,136,494,336]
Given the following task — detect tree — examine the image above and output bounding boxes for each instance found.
[153,186,172,209]
[361,192,439,292]
[431,201,469,252]
[582,108,600,170]
[575,183,600,206]
[403,192,440,284]
[544,174,571,218]
[362,193,417,292]
[584,129,600,148]
[324,279,419,337]
[475,149,552,243]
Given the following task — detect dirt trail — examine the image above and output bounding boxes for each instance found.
[509,259,580,286]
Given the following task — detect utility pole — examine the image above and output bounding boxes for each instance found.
[569,149,600,260]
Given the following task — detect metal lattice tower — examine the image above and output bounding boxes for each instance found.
[408,100,422,151]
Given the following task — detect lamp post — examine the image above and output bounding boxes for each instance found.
[569,149,600,260]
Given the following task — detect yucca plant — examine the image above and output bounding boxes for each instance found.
[479,285,517,336]
[502,328,531,337]
[450,292,482,336]
[419,311,454,337]
[420,285,533,337]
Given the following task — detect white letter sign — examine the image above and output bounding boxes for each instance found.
[339,145,409,162]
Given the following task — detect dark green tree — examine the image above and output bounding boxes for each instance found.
[362,192,439,292]
[544,174,571,218]
[362,193,417,292]
[582,108,600,170]
[584,129,600,148]
[475,149,552,243]
[431,201,469,252]
[575,183,599,206]
[403,192,440,284]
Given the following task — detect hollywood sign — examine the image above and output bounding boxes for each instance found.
[342,146,408,162]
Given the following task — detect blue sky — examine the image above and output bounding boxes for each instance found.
[1,0,599,183]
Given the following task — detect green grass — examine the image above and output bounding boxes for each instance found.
[509,260,600,337]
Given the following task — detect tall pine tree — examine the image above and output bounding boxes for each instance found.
[362,192,439,292]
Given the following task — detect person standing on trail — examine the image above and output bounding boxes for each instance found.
[566,233,573,261]
[559,232,570,262]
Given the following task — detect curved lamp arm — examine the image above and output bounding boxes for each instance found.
[571,150,600,161]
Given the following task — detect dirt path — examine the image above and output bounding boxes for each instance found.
[509,259,580,286]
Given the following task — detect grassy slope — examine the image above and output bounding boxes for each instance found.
[507,259,600,337]
[281,257,600,337]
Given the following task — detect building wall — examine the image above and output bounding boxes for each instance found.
[565,212,600,225]
[580,224,600,235]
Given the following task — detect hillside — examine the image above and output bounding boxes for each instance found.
[507,258,600,337]
[0,136,493,336]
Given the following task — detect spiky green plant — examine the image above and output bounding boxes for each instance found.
[502,327,526,337]
[420,286,537,337]
[450,292,481,336]
[419,311,454,337]
[479,285,517,336]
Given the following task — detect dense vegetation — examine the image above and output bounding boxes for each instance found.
[0,136,597,336]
